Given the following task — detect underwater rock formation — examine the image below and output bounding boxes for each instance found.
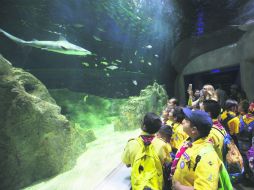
[114,82,168,131]
[0,55,87,190]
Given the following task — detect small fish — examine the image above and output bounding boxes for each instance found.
[106,73,110,77]
[100,61,109,65]
[154,54,159,58]
[54,23,65,28]
[83,95,89,102]
[111,62,117,65]
[81,62,89,67]
[73,24,84,28]
[148,62,152,66]
[129,60,133,64]
[145,45,152,49]
[132,80,138,86]
[228,43,237,48]
[147,17,152,22]
[95,64,98,67]
[134,50,137,55]
[140,58,145,63]
[115,59,122,63]
[97,27,105,32]
[136,16,141,20]
[93,35,102,41]
[45,30,62,35]
[107,65,118,70]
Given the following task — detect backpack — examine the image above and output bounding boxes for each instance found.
[194,145,233,190]
[220,112,239,147]
[246,138,254,182]
[131,137,163,190]
[239,116,254,151]
[212,124,244,183]
[224,133,244,183]
[220,113,235,133]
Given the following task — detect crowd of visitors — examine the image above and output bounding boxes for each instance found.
[121,83,254,190]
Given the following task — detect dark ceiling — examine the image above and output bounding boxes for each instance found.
[178,0,251,38]
[171,0,254,73]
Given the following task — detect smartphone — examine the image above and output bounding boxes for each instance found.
[188,84,192,91]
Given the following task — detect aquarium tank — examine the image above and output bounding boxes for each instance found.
[0,0,182,189]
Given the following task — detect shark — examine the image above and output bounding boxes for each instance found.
[0,28,92,56]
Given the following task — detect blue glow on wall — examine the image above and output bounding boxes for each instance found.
[196,7,204,36]
[211,69,221,73]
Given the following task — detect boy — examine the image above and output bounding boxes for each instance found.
[122,113,171,190]
[170,107,189,152]
[220,99,240,147]
[157,125,173,190]
[172,108,223,190]
[202,100,227,160]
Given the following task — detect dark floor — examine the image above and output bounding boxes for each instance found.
[234,185,253,190]
[234,180,254,190]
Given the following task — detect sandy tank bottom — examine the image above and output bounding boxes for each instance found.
[24,124,140,190]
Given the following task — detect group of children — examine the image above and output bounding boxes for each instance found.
[121,84,254,190]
